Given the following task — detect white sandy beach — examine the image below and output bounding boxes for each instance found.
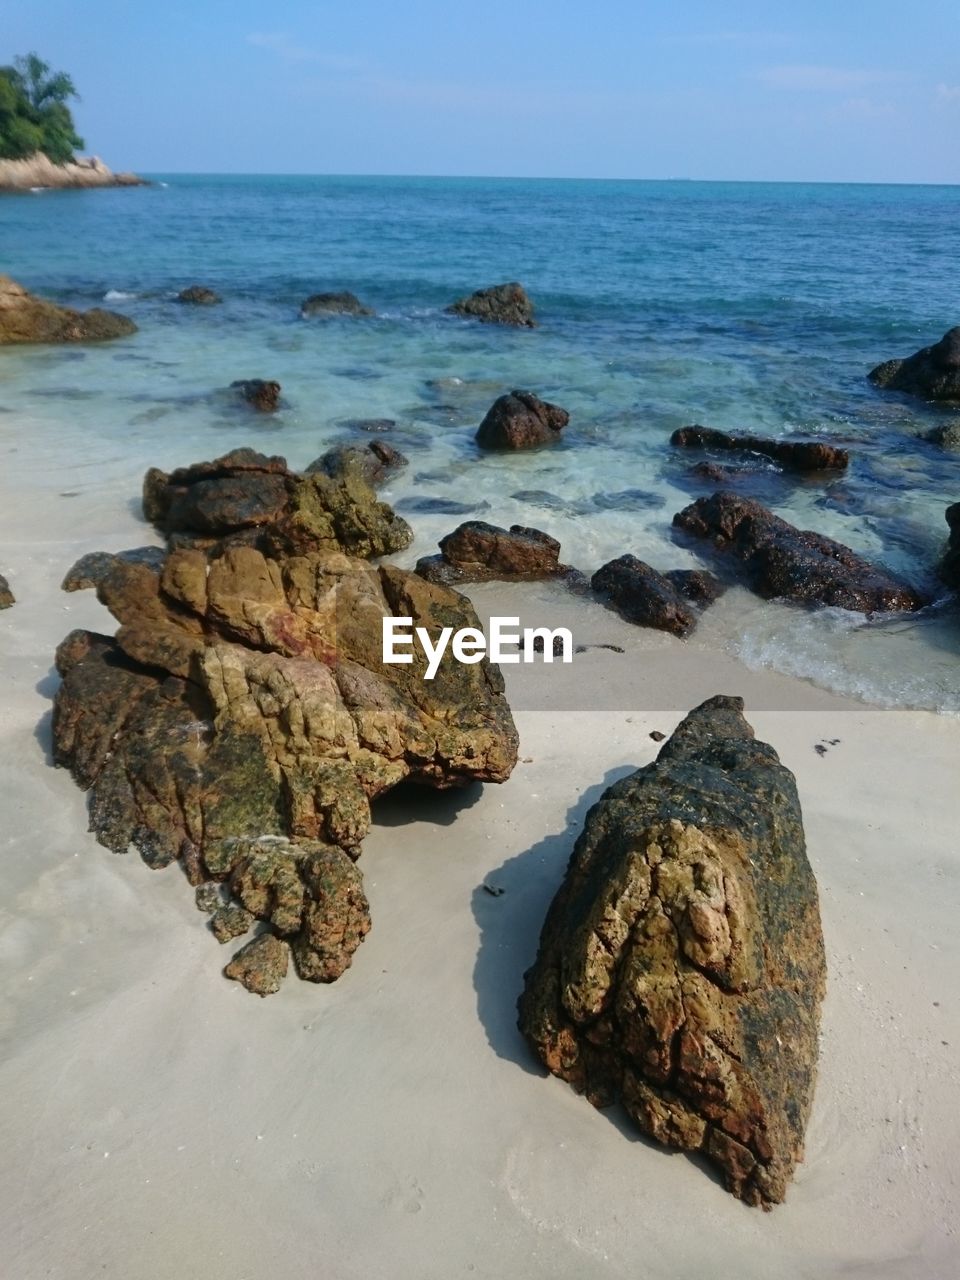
[1,447,959,1280]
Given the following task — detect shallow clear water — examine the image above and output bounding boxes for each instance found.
[1,175,958,710]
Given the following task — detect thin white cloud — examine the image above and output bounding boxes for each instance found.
[936,83,960,103]
[757,65,898,92]
[246,32,365,73]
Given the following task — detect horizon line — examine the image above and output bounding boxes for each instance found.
[133,170,960,188]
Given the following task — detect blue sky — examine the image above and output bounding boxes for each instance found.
[8,0,960,181]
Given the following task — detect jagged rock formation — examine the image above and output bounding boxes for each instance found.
[591,556,724,636]
[0,572,14,608]
[416,521,572,586]
[300,292,374,317]
[518,695,826,1208]
[869,328,960,402]
[0,153,145,190]
[306,441,408,489]
[0,274,136,344]
[673,491,926,613]
[176,285,221,305]
[671,426,849,473]
[941,502,960,588]
[475,391,569,450]
[52,451,518,995]
[447,282,536,327]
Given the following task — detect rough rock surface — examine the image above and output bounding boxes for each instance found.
[518,695,826,1208]
[62,547,166,593]
[301,292,374,317]
[475,391,569,450]
[52,462,518,995]
[591,556,713,637]
[0,274,137,345]
[142,447,413,560]
[447,282,536,328]
[869,328,960,402]
[924,423,960,452]
[671,426,849,473]
[176,285,221,305]
[416,521,571,586]
[0,572,13,609]
[664,568,727,606]
[941,502,960,588]
[673,491,926,614]
[224,934,290,996]
[306,441,408,489]
[231,379,281,412]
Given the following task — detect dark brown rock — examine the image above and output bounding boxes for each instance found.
[869,328,960,402]
[663,569,727,606]
[301,291,374,317]
[671,425,849,473]
[0,274,137,345]
[211,902,255,943]
[475,391,569,450]
[176,285,221,305]
[518,695,826,1209]
[231,379,281,412]
[447,282,536,328]
[416,521,569,586]
[306,441,408,489]
[224,934,290,996]
[592,556,698,637]
[673,491,926,613]
[61,547,166,593]
[0,572,13,609]
[941,502,960,588]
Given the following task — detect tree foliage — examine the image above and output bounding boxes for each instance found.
[0,53,84,165]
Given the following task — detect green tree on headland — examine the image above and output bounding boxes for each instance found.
[0,53,84,165]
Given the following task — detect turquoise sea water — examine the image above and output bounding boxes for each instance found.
[1,175,958,710]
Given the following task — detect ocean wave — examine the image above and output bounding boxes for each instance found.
[103,289,138,302]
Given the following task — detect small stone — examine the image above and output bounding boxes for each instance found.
[211,903,255,943]
[224,934,289,996]
[195,883,223,914]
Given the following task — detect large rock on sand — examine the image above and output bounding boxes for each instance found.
[0,274,136,344]
[142,447,413,559]
[941,502,960,588]
[591,556,724,637]
[671,426,849,473]
[416,521,571,586]
[673,491,926,614]
[475,391,569,450]
[518,695,825,1208]
[447,282,536,328]
[52,459,519,995]
[869,327,960,402]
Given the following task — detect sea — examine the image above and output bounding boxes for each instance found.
[1,174,958,712]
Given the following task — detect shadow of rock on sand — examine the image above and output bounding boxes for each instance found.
[371,778,485,828]
[34,667,61,767]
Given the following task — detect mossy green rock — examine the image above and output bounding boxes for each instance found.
[518,695,825,1209]
[0,275,136,344]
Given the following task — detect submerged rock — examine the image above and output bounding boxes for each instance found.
[447,282,536,327]
[0,572,13,609]
[416,520,571,586]
[0,274,137,345]
[305,441,408,489]
[475,391,569,450]
[518,695,826,1209]
[924,422,960,452]
[231,379,282,412]
[591,556,716,637]
[301,291,374,317]
[51,459,518,995]
[673,491,926,613]
[941,502,960,588]
[869,327,960,402]
[176,285,221,305]
[671,425,849,473]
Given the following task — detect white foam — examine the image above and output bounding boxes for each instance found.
[103,289,137,302]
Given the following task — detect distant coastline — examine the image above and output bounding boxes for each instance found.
[0,152,146,191]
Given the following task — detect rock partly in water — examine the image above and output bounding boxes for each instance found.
[518,695,826,1209]
[941,502,960,588]
[591,556,711,637]
[664,568,727,607]
[52,461,518,994]
[0,274,137,345]
[475,391,569,450]
[176,285,222,305]
[924,422,960,452]
[230,379,282,412]
[305,441,408,490]
[301,292,374,317]
[869,328,960,402]
[224,934,290,996]
[671,425,849,473]
[142,447,413,560]
[673,491,927,613]
[447,282,536,328]
[0,572,14,609]
[416,521,571,586]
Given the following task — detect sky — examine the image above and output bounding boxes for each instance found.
[6,0,960,182]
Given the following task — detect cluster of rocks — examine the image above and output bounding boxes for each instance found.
[53,447,519,995]
[0,275,136,345]
[518,694,825,1209]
